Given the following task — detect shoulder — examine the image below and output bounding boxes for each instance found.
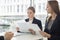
[34,18,41,23]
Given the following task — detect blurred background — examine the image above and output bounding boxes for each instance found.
[0,0,60,32]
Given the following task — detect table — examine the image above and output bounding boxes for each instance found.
[12,33,48,40]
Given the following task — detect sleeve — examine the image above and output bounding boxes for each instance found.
[37,20,42,31]
[49,17,60,40]
[48,35,60,40]
[0,36,4,40]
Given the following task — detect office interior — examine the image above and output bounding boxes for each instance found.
[0,0,60,40]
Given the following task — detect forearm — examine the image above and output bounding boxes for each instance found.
[40,31,51,38]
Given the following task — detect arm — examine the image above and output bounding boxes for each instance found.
[40,30,60,40]
[48,35,60,40]
[39,31,51,38]
[0,36,4,40]
[37,21,42,30]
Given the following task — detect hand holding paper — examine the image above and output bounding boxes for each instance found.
[29,29,36,35]
[16,27,20,32]
[14,20,41,35]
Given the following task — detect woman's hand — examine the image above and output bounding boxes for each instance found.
[16,27,20,32]
[39,31,51,38]
[29,29,36,35]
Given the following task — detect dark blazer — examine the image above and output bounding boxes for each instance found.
[25,17,42,30]
[17,17,42,32]
[0,36,4,40]
[44,15,60,40]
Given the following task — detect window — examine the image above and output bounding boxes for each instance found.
[33,0,47,15]
[0,0,48,16]
[0,0,31,15]
[0,0,48,27]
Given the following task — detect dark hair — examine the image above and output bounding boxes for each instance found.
[28,7,35,13]
[48,1,60,15]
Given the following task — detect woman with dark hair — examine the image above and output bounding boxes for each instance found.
[39,1,60,40]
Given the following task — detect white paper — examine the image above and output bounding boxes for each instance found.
[16,22,41,32]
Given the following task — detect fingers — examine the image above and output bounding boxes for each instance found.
[16,27,20,31]
[29,29,36,35]
[29,29,33,31]
[39,31,46,37]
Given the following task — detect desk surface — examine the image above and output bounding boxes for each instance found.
[12,33,47,40]
[0,32,47,40]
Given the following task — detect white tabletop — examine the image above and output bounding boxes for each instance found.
[12,33,47,40]
[0,32,47,40]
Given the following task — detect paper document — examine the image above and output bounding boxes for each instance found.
[16,22,41,32]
